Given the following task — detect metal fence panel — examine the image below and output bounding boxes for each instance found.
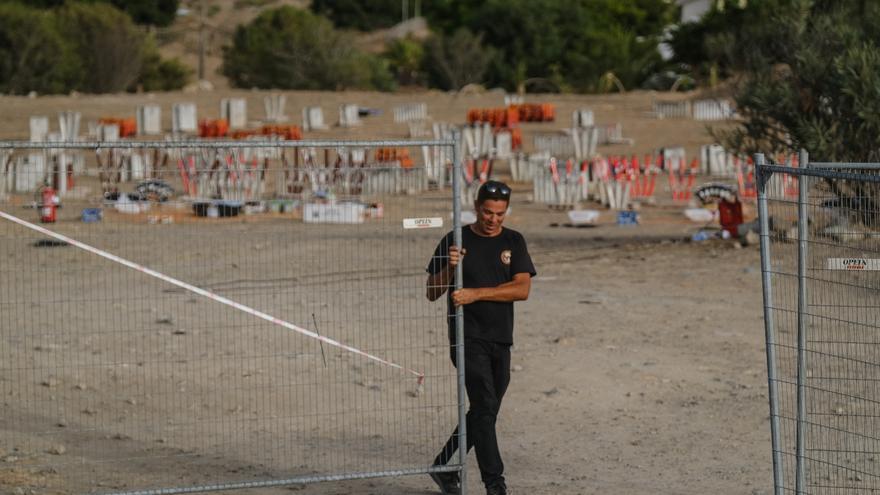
[0,139,466,495]
[758,153,880,494]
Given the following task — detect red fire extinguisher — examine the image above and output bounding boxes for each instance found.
[40,184,58,223]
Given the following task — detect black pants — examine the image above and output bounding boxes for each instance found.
[434,339,511,488]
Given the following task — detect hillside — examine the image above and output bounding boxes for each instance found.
[157,0,311,90]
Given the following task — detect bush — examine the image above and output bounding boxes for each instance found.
[423,29,492,91]
[223,6,394,91]
[0,3,78,94]
[705,0,880,162]
[0,0,179,26]
[384,38,426,86]
[138,38,192,91]
[105,0,178,27]
[424,0,676,92]
[0,2,190,94]
[56,2,147,93]
[311,0,402,31]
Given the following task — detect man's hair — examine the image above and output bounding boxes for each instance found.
[476,180,511,204]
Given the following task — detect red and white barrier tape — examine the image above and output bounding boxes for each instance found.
[0,210,425,386]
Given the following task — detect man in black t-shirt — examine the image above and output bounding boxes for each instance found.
[426,180,536,495]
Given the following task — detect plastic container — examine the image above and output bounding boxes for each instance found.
[617,210,639,226]
[216,200,242,217]
[81,208,102,223]
[567,209,599,226]
[303,202,365,224]
[192,201,211,217]
[684,208,715,223]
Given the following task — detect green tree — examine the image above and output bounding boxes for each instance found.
[314,0,679,92]
[0,3,78,94]
[222,6,393,91]
[107,0,178,27]
[0,2,189,94]
[425,0,677,92]
[423,29,492,90]
[311,0,401,31]
[385,37,425,86]
[56,2,147,93]
[677,0,880,161]
[0,0,179,26]
[138,37,192,92]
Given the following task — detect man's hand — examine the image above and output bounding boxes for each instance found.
[448,246,466,269]
[451,288,479,306]
[427,245,466,301]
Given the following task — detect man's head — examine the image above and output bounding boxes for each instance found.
[473,180,511,236]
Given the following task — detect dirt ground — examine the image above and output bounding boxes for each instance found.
[0,88,773,495]
[0,87,730,160]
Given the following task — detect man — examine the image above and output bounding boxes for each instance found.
[426,180,536,495]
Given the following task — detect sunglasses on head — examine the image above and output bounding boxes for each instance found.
[478,182,511,201]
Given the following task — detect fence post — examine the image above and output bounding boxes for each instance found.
[451,130,468,495]
[795,148,809,494]
[756,153,784,495]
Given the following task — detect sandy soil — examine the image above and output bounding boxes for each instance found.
[0,87,732,161]
[0,88,772,495]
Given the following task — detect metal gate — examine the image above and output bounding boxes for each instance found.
[758,152,880,494]
[0,139,468,494]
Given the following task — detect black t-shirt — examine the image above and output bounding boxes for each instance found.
[426,226,536,344]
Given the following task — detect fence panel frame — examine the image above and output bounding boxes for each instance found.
[0,137,468,495]
[758,152,880,495]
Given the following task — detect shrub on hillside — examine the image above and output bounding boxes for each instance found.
[423,29,492,91]
[311,0,402,31]
[0,0,179,26]
[222,6,394,91]
[0,3,78,94]
[138,38,192,92]
[108,0,178,27]
[56,2,146,93]
[314,0,678,92]
[0,2,189,94]
[384,38,426,86]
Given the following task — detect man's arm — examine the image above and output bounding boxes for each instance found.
[451,272,531,306]
[426,246,465,301]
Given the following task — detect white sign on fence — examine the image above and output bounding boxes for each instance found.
[826,258,880,271]
[402,217,442,229]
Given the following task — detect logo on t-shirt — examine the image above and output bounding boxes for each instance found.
[500,249,511,265]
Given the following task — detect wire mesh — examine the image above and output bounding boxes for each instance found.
[759,156,880,494]
[0,140,463,494]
